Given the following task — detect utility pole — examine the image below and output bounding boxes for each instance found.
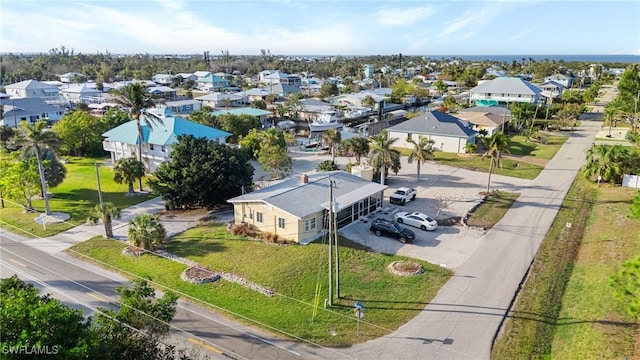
[95,163,107,237]
[327,179,334,306]
[334,198,340,299]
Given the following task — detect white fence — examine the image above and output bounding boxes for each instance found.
[622,174,640,189]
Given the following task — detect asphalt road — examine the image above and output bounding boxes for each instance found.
[0,231,347,360]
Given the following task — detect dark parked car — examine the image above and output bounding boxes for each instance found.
[369,218,416,243]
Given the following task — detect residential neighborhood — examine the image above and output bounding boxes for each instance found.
[1,2,639,357]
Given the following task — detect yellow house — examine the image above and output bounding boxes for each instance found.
[227,171,387,244]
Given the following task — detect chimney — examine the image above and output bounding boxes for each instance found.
[300,174,308,184]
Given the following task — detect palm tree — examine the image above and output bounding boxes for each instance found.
[433,80,448,96]
[127,214,166,251]
[113,157,145,195]
[87,202,121,238]
[481,132,510,194]
[18,120,61,215]
[407,136,434,181]
[109,83,162,191]
[583,145,629,184]
[322,128,342,163]
[368,129,400,185]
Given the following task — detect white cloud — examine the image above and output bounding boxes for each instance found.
[510,27,536,41]
[372,5,436,27]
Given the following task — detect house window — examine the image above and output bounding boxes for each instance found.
[278,217,286,229]
[149,144,154,151]
[161,146,166,152]
[256,212,263,223]
[305,218,317,231]
[407,133,412,141]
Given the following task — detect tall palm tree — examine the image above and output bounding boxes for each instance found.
[368,129,400,185]
[407,136,434,181]
[87,202,121,238]
[322,128,342,163]
[583,144,629,184]
[128,214,166,251]
[109,83,162,191]
[113,157,145,195]
[481,132,510,194]
[18,120,61,215]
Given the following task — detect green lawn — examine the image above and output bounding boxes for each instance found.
[465,191,520,229]
[0,157,154,237]
[549,186,640,359]
[508,134,567,159]
[433,152,544,180]
[68,224,452,346]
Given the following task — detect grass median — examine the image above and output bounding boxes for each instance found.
[68,224,452,346]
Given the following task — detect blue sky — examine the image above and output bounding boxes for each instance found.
[1,0,638,56]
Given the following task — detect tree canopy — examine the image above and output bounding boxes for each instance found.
[0,276,187,359]
[609,256,640,319]
[149,135,254,209]
[52,110,110,157]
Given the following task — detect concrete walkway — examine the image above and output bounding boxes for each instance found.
[15,197,224,254]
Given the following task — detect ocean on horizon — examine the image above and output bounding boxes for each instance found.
[295,54,639,64]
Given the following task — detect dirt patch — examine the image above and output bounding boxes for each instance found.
[437,216,461,226]
[181,266,220,284]
[388,261,425,276]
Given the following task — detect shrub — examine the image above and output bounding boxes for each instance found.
[230,222,253,236]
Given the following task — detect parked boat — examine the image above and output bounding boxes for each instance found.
[344,106,373,119]
[276,120,296,130]
[309,110,343,132]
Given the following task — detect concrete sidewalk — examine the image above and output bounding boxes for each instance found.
[19,197,212,254]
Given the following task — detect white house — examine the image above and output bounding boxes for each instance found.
[195,92,244,108]
[543,74,574,88]
[386,111,477,153]
[470,77,542,106]
[4,80,62,103]
[151,74,175,85]
[102,115,231,172]
[60,84,102,104]
[59,72,86,83]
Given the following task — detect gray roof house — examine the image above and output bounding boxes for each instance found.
[387,111,477,153]
[4,80,62,103]
[227,171,387,243]
[0,98,67,127]
[537,80,565,100]
[543,73,574,88]
[470,77,541,106]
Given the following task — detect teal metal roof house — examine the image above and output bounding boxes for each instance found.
[102,116,231,172]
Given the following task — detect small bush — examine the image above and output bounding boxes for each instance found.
[231,222,253,236]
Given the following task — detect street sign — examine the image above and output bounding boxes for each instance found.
[354,307,364,319]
